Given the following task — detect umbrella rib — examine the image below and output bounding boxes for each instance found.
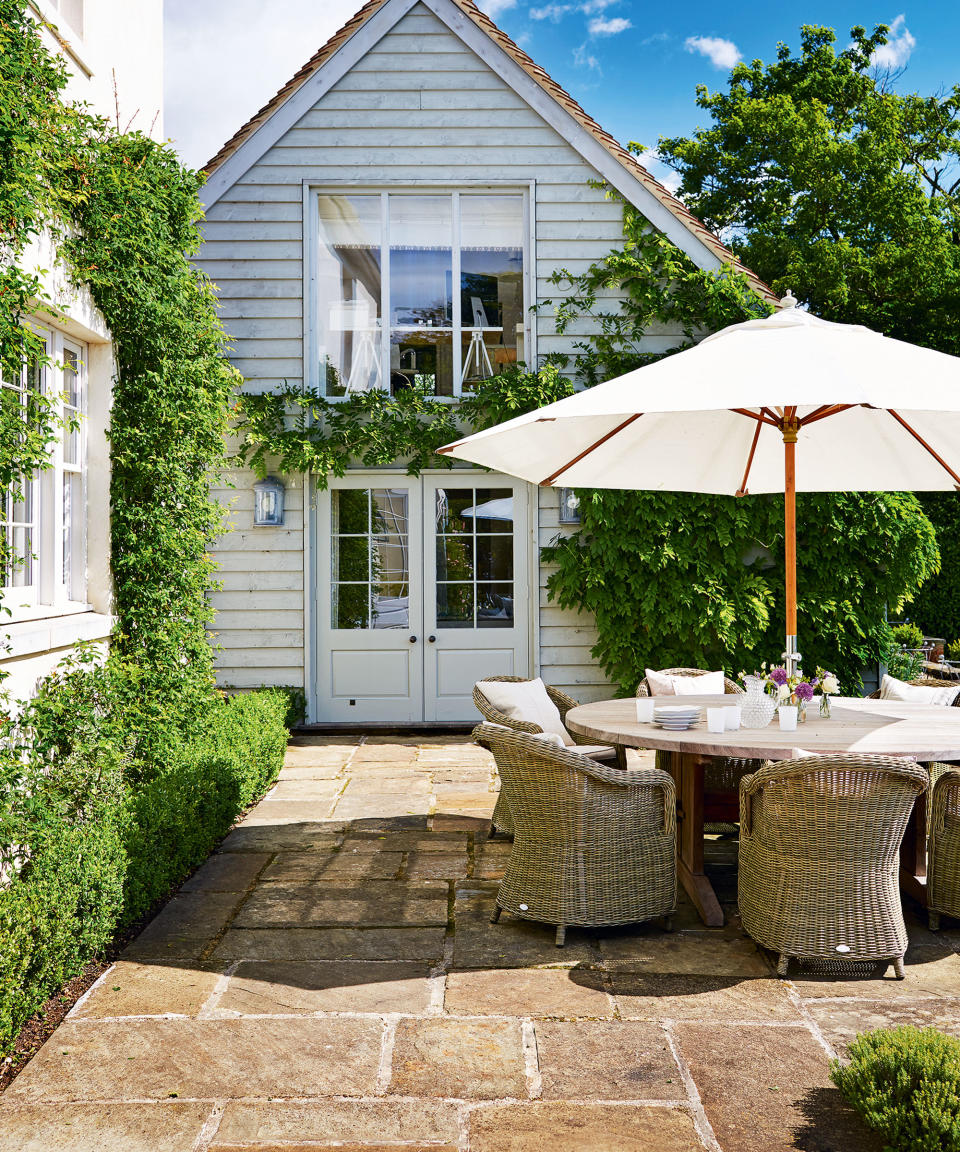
[731,407,780,428]
[736,418,764,497]
[539,413,643,486]
[801,404,854,426]
[888,410,960,489]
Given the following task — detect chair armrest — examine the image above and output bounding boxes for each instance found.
[739,772,757,835]
[576,761,676,835]
[930,767,960,838]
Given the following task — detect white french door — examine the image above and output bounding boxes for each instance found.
[315,472,530,723]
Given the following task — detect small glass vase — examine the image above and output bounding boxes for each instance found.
[819,693,831,719]
[791,694,807,722]
[741,676,778,729]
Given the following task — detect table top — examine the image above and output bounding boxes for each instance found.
[565,695,960,761]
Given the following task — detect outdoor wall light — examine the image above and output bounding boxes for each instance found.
[558,488,581,524]
[253,476,285,526]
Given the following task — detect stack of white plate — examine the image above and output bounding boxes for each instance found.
[653,705,701,730]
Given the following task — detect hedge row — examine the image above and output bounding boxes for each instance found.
[0,666,290,1057]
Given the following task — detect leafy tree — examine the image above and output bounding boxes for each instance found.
[657,23,960,352]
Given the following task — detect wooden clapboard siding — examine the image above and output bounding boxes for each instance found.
[208,469,306,689]
[196,2,667,699]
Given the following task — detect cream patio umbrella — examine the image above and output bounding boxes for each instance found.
[438,297,960,673]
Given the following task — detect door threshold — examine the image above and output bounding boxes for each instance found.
[296,722,475,735]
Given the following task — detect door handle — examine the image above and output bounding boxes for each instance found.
[428,635,436,643]
[409,635,417,643]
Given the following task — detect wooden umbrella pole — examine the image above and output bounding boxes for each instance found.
[783,412,800,675]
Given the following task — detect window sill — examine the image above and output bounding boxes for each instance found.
[0,610,114,660]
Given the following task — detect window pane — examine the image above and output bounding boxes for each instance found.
[437,583,473,628]
[333,583,371,629]
[335,535,370,581]
[389,330,453,397]
[62,472,82,596]
[478,583,514,627]
[389,195,452,328]
[373,581,408,629]
[372,488,408,536]
[472,488,514,528]
[332,488,369,535]
[437,535,474,581]
[460,195,524,385]
[476,535,513,581]
[318,195,382,396]
[434,487,474,533]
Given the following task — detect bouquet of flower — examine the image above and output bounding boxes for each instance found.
[740,663,839,718]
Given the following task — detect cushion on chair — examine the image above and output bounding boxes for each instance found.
[475,677,574,745]
[576,744,619,761]
[646,668,726,696]
[880,674,960,706]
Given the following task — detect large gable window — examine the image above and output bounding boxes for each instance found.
[315,189,526,398]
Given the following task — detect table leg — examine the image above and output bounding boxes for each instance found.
[899,788,928,906]
[670,751,724,927]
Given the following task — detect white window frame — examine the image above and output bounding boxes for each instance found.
[306,183,534,402]
[1,325,88,621]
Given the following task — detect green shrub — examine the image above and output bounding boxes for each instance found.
[0,664,290,1056]
[892,622,926,650]
[948,640,960,662]
[831,1026,960,1151]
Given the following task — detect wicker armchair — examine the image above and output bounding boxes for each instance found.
[928,767,960,931]
[476,723,676,945]
[739,755,929,978]
[867,677,960,702]
[637,667,760,806]
[474,676,625,835]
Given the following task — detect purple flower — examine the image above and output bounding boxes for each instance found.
[794,681,815,702]
[769,667,789,686]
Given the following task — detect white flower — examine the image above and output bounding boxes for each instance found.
[822,674,840,695]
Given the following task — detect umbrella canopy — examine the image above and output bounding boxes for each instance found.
[438,298,960,671]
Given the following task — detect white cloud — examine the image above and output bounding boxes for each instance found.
[581,0,621,10]
[589,15,631,37]
[529,3,573,20]
[684,35,742,69]
[870,14,916,69]
[478,0,518,17]
[573,41,601,72]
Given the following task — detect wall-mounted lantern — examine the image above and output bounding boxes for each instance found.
[253,476,285,526]
[558,488,581,524]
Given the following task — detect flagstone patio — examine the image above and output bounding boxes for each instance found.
[3,733,960,1151]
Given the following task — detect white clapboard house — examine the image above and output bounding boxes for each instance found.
[197,0,774,725]
[1,0,163,705]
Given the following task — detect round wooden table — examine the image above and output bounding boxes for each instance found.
[565,694,960,927]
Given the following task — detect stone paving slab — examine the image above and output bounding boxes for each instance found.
[468,1102,706,1151]
[806,996,960,1050]
[535,1020,685,1101]
[213,926,447,962]
[218,960,432,1015]
[212,1099,461,1145]
[217,825,342,853]
[69,961,222,1019]
[179,850,271,893]
[390,1018,527,1098]
[445,967,612,1018]
[235,880,449,928]
[122,891,241,961]
[8,1017,383,1101]
[610,972,802,1022]
[261,849,405,882]
[0,1102,213,1152]
[674,1023,882,1152]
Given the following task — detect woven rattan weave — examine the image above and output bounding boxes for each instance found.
[928,767,960,931]
[738,755,928,978]
[475,723,677,945]
[636,667,760,796]
[473,676,624,835]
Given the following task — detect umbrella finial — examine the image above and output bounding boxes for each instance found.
[778,290,798,311]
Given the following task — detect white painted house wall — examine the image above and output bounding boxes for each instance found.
[199,1,694,709]
[1,1,163,706]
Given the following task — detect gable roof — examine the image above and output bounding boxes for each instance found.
[202,0,776,305]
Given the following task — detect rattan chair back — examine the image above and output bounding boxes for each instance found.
[739,754,928,977]
[866,677,960,703]
[928,767,960,930]
[476,723,676,942]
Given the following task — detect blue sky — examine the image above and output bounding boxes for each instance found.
[166,2,960,173]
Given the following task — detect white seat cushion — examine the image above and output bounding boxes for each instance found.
[879,674,960,706]
[476,677,574,745]
[575,744,619,761]
[646,668,726,696]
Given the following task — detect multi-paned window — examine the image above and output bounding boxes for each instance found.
[314,189,527,398]
[1,328,87,617]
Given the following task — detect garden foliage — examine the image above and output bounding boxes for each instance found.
[0,0,288,1058]
[831,1026,960,1151]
